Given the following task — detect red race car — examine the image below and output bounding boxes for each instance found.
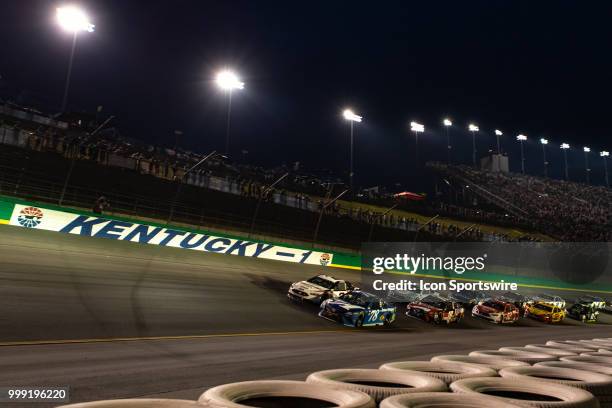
[472,299,519,324]
[406,295,465,324]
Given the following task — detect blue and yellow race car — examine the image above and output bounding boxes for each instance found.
[319,291,396,327]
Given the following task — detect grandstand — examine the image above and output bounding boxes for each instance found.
[0,101,608,245]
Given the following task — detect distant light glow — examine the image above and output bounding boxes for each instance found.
[602,151,610,157]
[56,7,94,33]
[443,118,452,126]
[540,138,548,145]
[343,109,362,122]
[561,143,570,149]
[216,70,244,91]
[584,147,591,153]
[410,121,425,132]
[468,124,479,132]
[517,134,527,141]
[495,129,503,136]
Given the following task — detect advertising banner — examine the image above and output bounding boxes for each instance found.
[8,203,335,267]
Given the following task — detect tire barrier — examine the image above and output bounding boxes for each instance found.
[498,366,612,400]
[306,368,447,403]
[582,351,612,357]
[500,346,576,357]
[545,341,599,353]
[450,377,599,408]
[536,361,612,376]
[379,392,524,408]
[57,400,203,408]
[562,355,612,365]
[198,380,375,408]
[431,355,529,371]
[527,343,591,354]
[379,361,497,384]
[468,350,557,364]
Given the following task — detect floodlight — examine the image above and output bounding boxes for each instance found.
[495,129,503,136]
[57,6,94,33]
[561,143,570,149]
[410,121,424,132]
[343,109,362,122]
[468,124,479,132]
[602,151,610,157]
[517,134,527,141]
[443,118,452,126]
[216,70,244,91]
[540,138,548,145]
[584,147,591,153]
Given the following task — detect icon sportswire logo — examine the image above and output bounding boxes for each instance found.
[17,206,44,228]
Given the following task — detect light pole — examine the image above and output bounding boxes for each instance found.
[342,109,362,190]
[495,129,503,154]
[468,124,479,167]
[517,134,527,174]
[583,147,591,184]
[216,70,244,155]
[540,138,549,177]
[410,121,425,163]
[443,118,452,163]
[56,6,95,112]
[602,151,610,188]
[561,143,570,180]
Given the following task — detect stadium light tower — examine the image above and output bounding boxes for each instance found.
[602,151,610,188]
[216,69,244,155]
[561,143,570,180]
[583,146,591,184]
[56,6,95,112]
[343,109,362,189]
[410,121,425,163]
[516,134,527,174]
[540,138,549,177]
[468,124,479,167]
[494,129,503,154]
[443,118,452,163]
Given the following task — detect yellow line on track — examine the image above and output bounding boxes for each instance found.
[0,219,9,225]
[0,329,357,347]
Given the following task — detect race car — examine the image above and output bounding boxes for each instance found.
[567,302,599,323]
[498,291,530,312]
[287,275,355,304]
[319,291,396,327]
[576,295,606,310]
[529,293,566,309]
[524,302,566,323]
[472,299,520,324]
[406,295,465,324]
[385,288,439,304]
[448,289,488,306]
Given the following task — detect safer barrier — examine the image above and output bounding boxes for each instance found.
[0,195,360,269]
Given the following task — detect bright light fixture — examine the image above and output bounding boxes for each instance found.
[561,143,570,149]
[468,124,479,132]
[584,147,591,153]
[495,129,503,136]
[410,121,424,132]
[517,134,527,141]
[56,6,94,33]
[540,138,548,145]
[216,70,244,91]
[443,118,452,126]
[602,151,610,157]
[343,109,362,122]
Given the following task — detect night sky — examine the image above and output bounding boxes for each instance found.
[1,1,612,190]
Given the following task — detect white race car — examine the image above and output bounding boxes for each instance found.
[288,274,354,304]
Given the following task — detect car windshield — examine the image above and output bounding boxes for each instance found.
[306,276,334,289]
[341,292,377,307]
[423,297,450,310]
[482,301,502,310]
[534,304,553,312]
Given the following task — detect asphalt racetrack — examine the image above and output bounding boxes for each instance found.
[1,225,612,406]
